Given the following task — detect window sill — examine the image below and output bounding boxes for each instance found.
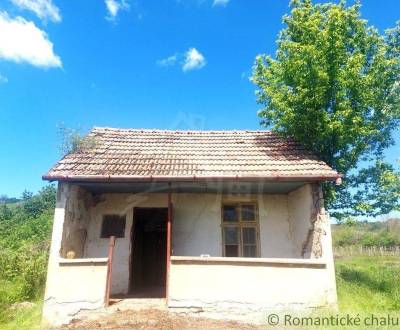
[59,258,108,265]
[170,256,327,268]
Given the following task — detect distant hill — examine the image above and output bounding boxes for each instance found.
[0,195,20,204]
[332,218,400,247]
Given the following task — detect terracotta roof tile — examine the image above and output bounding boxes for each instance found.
[43,127,339,182]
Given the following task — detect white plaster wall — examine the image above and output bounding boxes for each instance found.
[172,193,222,257]
[84,193,168,295]
[83,191,313,295]
[258,194,294,258]
[173,193,302,259]
[42,183,108,327]
[43,262,108,327]
[84,192,223,294]
[48,187,318,299]
[169,260,333,323]
[288,184,313,257]
[84,195,132,295]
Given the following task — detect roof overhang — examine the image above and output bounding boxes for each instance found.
[63,181,310,194]
[42,173,342,184]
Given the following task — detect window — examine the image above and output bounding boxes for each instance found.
[222,203,259,258]
[100,214,126,238]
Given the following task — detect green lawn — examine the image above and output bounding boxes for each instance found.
[335,256,400,312]
[0,256,399,329]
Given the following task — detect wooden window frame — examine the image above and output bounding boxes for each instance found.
[221,202,260,258]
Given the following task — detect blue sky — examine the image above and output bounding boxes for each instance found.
[0,0,399,198]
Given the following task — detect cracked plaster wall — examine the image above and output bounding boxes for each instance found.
[42,183,108,327]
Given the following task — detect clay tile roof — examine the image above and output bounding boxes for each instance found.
[43,127,339,182]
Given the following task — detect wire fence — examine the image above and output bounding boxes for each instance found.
[334,245,400,257]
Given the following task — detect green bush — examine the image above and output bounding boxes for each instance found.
[0,186,55,310]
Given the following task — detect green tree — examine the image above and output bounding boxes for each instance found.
[23,185,56,218]
[21,190,33,201]
[252,0,400,219]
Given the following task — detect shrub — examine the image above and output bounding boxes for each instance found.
[0,186,55,308]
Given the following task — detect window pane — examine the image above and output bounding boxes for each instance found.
[243,245,256,257]
[101,215,126,238]
[225,245,239,257]
[242,227,256,245]
[241,204,255,221]
[224,227,239,245]
[223,205,238,222]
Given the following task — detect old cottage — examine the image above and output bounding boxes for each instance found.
[42,127,339,326]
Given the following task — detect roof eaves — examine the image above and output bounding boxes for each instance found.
[42,173,342,183]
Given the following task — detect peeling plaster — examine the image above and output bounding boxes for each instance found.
[301,184,326,258]
[60,186,92,258]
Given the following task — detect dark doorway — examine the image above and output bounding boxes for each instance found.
[130,208,167,297]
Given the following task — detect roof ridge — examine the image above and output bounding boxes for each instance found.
[92,126,274,133]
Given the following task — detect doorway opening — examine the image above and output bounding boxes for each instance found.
[130,207,167,298]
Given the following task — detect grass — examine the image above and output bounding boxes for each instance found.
[0,302,41,330]
[335,256,400,312]
[0,256,399,329]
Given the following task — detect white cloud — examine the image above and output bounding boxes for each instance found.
[105,0,129,21]
[0,73,8,83]
[182,48,206,72]
[157,54,177,67]
[157,48,206,72]
[212,0,230,7]
[11,0,61,23]
[0,12,62,68]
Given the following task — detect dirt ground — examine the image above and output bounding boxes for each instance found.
[58,308,263,330]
